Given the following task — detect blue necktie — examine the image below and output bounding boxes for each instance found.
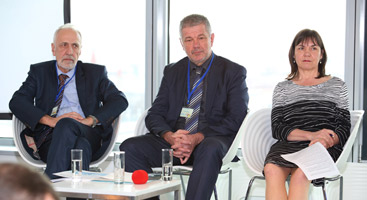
[184,71,203,134]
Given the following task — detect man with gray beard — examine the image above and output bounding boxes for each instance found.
[9,24,128,179]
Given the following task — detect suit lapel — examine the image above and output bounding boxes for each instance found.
[205,56,220,111]
[47,62,58,113]
[75,61,87,114]
[176,60,187,113]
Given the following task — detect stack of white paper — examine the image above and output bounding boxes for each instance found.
[281,142,340,180]
[52,170,133,183]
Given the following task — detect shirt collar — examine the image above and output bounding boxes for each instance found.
[189,53,214,74]
[56,64,77,78]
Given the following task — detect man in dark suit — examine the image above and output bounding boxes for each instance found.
[9,24,128,179]
[120,14,249,200]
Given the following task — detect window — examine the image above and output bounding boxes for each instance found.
[169,0,346,112]
[1,1,364,161]
[361,0,367,160]
[70,0,146,142]
[0,0,64,138]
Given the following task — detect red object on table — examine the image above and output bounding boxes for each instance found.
[132,170,149,184]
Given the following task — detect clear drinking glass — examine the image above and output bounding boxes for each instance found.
[71,149,83,181]
[114,151,125,184]
[162,149,173,181]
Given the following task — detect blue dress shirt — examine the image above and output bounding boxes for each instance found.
[56,66,85,118]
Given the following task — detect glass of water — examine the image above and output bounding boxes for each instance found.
[114,151,125,184]
[71,149,83,181]
[162,149,173,181]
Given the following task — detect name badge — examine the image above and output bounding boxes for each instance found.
[180,107,194,118]
[51,106,58,116]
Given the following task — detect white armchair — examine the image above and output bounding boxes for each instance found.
[12,115,120,171]
[134,108,248,200]
[241,108,364,200]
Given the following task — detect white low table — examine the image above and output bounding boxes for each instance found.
[53,179,181,200]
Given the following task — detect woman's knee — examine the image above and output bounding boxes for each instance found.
[264,163,278,178]
[264,163,289,180]
[290,168,309,184]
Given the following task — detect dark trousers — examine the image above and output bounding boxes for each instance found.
[119,134,233,200]
[39,118,102,179]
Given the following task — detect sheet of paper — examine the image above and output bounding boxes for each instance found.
[53,170,133,183]
[281,142,340,180]
[152,165,193,172]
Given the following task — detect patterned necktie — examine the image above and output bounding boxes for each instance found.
[184,71,203,134]
[34,74,69,158]
[52,74,69,117]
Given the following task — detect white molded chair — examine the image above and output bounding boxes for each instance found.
[91,116,120,169]
[13,115,45,168]
[134,109,248,200]
[12,115,120,170]
[241,108,364,200]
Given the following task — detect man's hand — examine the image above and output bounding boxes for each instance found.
[162,130,192,163]
[78,115,98,127]
[39,112,85,128]
[171,131,204,164]
[162,130,189,146]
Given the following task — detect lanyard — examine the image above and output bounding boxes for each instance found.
[187,53,214,104]
[54,62,76,102]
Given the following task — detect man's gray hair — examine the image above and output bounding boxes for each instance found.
[179,14,212,38]
[53,23,82,44]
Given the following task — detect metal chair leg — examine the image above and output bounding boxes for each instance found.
[177,167,233,200]
[321,175,343,200]
[179,174,186,196]
[322,183,327,200]
[214,186,218,200]
[244,176,265,200]
[228,168,232,200]
[339,176,343,200]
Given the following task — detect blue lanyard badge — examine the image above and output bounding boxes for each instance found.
[54,63,76,102]
[187,53,214,104]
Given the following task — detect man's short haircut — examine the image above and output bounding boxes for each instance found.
[0,163,59,200]
[53,23,82,44]
[179,14,212,38]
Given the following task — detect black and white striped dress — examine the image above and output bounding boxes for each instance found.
[264,76,351,176]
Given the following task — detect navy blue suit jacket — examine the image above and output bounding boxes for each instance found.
[146,55,249,138]
[9,60,128,141]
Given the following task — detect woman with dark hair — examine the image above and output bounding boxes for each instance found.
[263,29,351,200]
